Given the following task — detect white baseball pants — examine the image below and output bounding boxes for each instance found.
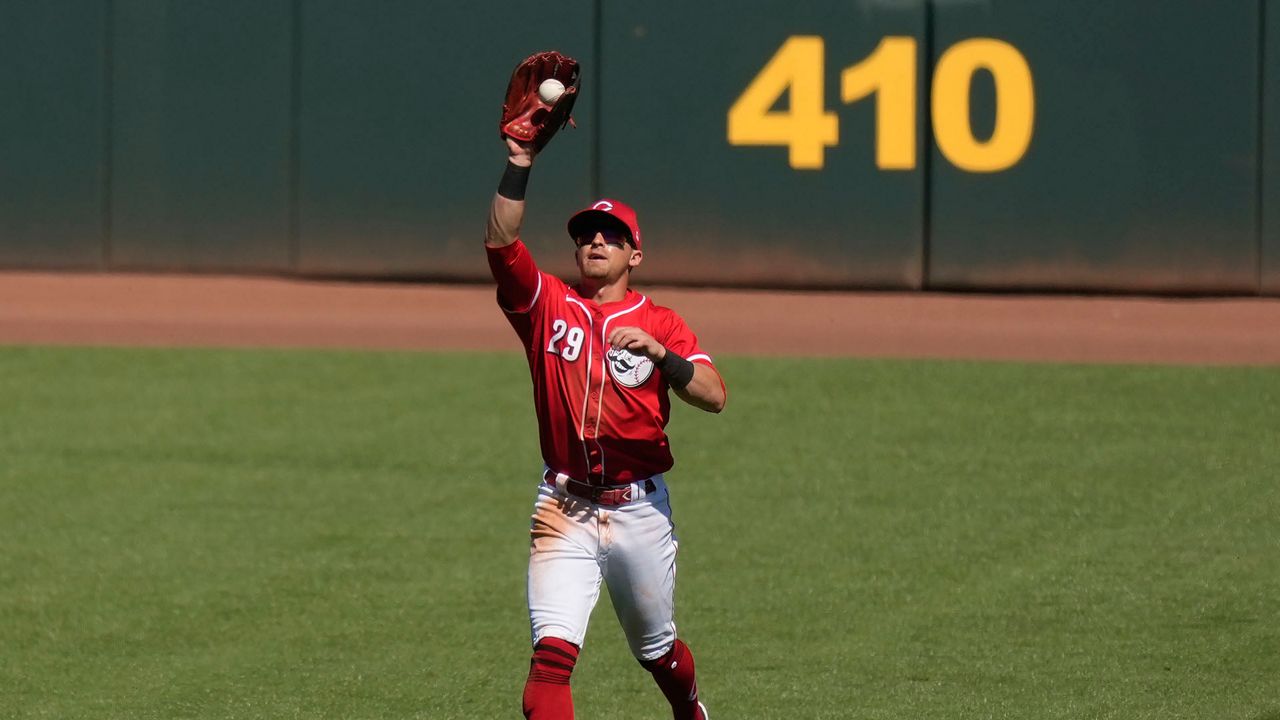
[527,472,679,662]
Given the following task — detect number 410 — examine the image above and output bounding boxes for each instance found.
[727,36,1035,172]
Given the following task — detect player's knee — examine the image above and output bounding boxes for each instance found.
[632,628,678,669]
[639,638,697,674]
[638,641,676,672]
[529,637,580,680]
[523,638,580,718]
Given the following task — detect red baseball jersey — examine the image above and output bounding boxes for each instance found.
[487,239,715,484]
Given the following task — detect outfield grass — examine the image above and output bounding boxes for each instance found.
[0,346,1277,719]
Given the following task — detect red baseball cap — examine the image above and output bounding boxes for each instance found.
[567,198,642,250]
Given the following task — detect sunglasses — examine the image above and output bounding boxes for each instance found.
[573,226,632,249]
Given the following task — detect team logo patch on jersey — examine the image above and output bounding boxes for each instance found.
[607,348,655,388]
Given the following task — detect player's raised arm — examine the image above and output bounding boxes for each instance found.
[488,51,581,249]
[486,139,534,249]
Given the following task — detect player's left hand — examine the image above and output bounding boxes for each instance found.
[500,50,580,153]
[607,327,665,361]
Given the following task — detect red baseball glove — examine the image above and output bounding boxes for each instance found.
[499,51,581,152]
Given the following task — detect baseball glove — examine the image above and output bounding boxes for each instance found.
[499,51,581,152]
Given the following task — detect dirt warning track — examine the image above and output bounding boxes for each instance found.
[1,272,1277,365]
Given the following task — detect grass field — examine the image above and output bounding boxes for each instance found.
[1,346,1277,720]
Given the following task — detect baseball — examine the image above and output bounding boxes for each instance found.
[538,78,566,103]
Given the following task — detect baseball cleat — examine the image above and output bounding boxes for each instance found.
[698,700,709,719]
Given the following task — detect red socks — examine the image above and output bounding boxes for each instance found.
[522,637,704,720]
[643,639,703,720]
[522,637,580,719]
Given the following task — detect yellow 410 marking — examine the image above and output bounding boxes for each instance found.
[728,35,1035,172]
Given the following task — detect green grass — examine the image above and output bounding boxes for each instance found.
[1,346,1277,719]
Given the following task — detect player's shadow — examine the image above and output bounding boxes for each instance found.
[555,494,596,524]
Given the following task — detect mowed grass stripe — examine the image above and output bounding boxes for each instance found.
[0,347,1276,719]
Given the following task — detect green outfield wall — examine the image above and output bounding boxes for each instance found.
[294,0,594,281]
[1264,0,1280,295]
[599,2,926,288]
[929,1,1259,293]
[1,0,1277,295]
[0,0,106,269]
[109,0,293,272]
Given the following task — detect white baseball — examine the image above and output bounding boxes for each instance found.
[538,78,566,103]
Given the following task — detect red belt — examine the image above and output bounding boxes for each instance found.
[543,469,657,506]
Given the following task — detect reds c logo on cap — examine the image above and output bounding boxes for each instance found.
[568,198,642,250]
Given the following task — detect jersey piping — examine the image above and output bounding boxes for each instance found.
[564,295,596,475]
[595,295,649,480]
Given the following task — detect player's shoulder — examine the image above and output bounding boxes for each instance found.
[543,272,572,294]
[632,291,695,334]
[635,292,683,319]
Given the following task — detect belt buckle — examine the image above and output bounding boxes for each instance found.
[589,484,631,506]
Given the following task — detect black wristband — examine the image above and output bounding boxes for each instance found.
[497,160,530,201]
[656,346,696,390]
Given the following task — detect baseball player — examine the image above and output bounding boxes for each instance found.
[488,52,726,720]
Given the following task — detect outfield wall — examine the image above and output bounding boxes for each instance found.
[1,0,1276,294]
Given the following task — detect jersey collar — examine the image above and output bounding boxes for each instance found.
[569,286,642,312]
